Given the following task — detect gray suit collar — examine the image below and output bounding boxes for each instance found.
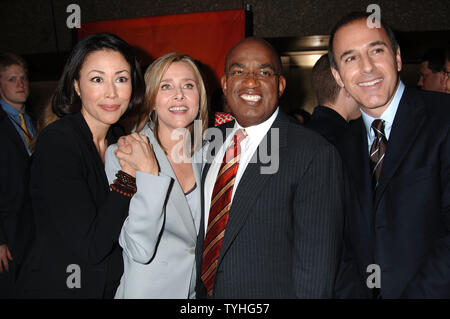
[141,124,200,239]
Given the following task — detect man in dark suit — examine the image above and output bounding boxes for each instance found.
[195,37,344,298]
[307,53,360,145]
[417,48,448,94]
[0,53,35,298]
[329,12,450,298]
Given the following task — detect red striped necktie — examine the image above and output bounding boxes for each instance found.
[201,129,247,297]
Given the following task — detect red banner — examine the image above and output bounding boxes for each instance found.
[78,9,246,85]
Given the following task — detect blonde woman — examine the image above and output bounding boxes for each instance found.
[105,52,208,298]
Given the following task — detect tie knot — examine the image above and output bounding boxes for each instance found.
[234,128,247,144]
[371,119,385,138]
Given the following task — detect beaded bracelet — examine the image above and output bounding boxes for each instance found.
[110,183,134,198]
[110,170,137,197]
[116,170,136,186]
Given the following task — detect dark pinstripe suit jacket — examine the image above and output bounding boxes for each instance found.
[195,110,345,298]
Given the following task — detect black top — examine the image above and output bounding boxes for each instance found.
[306,105,349,145]
[0,108,35,297]
[17,112,129,298]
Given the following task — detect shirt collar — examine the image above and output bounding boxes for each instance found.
[1,99,25,116]
[234,107,279,142]
[361,80,405,140]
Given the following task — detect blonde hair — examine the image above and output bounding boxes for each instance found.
[137,52,208,153]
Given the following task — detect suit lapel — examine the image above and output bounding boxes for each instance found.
[148,129,197,241]
[374,88,427,206]
[200,120,236,234]
[340,118,374,228]
[217,111,288,266]
[191,149,203,232]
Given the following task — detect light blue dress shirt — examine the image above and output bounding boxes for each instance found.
[361,81,405,153]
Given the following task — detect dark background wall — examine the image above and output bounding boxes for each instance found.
[1,0,449,55]
[1,0,449,116]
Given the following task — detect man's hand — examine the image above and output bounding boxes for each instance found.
[0,244,13,273]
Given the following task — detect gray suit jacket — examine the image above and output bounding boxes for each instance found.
[196,110,345,298]
[105,124,202,298]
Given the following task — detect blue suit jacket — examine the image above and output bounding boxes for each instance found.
[335,87,450,298]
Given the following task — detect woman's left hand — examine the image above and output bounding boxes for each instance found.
[115,133,159,176]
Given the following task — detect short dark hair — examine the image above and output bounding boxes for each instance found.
[0,52,28,77]
[311,54,340,105]
[328,11,399,69]
[52,33,145,118]
[421,47,446,73]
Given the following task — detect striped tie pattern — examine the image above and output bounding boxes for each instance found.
[369,119,387,187]
[201,129,247,297]
[18,113,32,149]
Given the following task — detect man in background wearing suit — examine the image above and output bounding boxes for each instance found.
[417,47,448,94]
[307,53,361,145]
[330,12,450,298]
[196,37,344,298]
[0,53,35,298]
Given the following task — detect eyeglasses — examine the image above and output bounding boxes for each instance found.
[226,69,281,80]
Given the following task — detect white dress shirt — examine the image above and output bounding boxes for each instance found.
[203,107,279,234]
[361,80,405,153]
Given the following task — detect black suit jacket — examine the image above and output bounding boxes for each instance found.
[196,110,345,298]
[0,108,34,297]
[17,112,130,298]
[335,87,450,298]
[306,105,349,145]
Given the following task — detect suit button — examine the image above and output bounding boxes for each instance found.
[189,248,195,255]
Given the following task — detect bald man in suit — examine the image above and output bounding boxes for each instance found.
[196,37,345,298]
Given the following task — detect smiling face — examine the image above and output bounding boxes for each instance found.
[331,19,402,118]
[74,49,132,131]
[154,61,200,133]
[0,64,29,111]
[221,39,286,127]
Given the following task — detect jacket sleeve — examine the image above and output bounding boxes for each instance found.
[30,128,130,265]
[105,144,172,264]
[292,143,345,298]
[334,166,370,298]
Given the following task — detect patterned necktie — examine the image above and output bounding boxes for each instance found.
[201,129,247,297]
[369,119,387,188]
[18,113,32,149]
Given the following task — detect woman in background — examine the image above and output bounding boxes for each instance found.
[18,33,145,298]
[105,52,208,298]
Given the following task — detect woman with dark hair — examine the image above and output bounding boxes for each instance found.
[17,33,145,298]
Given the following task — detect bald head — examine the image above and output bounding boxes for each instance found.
[224,37,282,74]
[221,36,286,127]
